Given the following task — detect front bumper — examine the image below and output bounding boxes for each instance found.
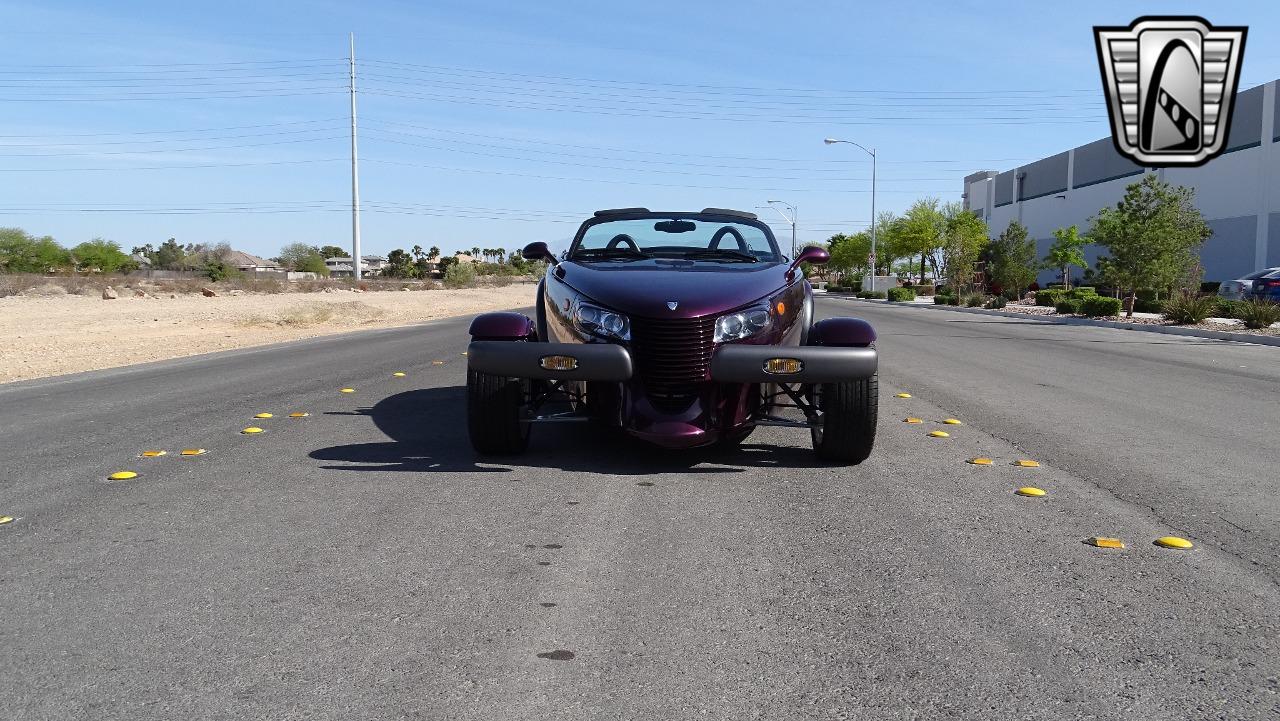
[467,341,877,383]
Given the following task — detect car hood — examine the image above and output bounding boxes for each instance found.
[557,260,790,319]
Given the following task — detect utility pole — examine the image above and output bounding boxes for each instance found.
[824,139,876,292]
[764,200,798,259]
[349,32,362,282]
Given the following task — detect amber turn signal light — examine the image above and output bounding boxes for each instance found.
[763,357,803,375]
[539,355,579,371]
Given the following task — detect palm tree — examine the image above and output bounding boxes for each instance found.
[471,247,481,259]
[411,245,423,260]
[496,247,506,263]
[428,246,440,260]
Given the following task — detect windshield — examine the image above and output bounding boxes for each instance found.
[573,218,781,262]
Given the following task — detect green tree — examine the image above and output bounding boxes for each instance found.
[1087,175,1212,317]
[383,248,417,278]
[987,220,1038,298]
[277,243,322,270]
[437,255,459,274]
[827,232,871,279]
[898,198,946,281]
[296,254,330,276]
[427,246,440,260]
[70,238,134,273]
[318,245,347,259]
[939,207,988,292]
[154,238,186,269]
[0,227,70,272]
[1044,225,1088,291]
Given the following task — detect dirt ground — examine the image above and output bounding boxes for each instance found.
[0,282,535,384]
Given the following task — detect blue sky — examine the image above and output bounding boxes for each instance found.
[2,0,1278,259]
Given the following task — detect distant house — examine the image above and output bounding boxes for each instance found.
[453,252,477,264]
[222,250,280,273]
[130,253,152,268]
[325,255,386,278]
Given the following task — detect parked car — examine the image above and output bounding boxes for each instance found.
[1219,267,1280,300]
[465,208,879,463]
[1247,269,1280,302]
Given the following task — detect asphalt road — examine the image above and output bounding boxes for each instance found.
[1,298,1278,720]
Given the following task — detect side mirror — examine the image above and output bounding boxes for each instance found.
[522,241,558,265]
[787,246,829,280]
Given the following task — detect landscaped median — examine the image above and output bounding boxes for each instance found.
[821,288,1280,347]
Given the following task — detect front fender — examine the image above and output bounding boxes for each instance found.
[808,317,876,347]
[469,311,537,340]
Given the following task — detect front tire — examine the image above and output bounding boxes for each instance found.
[467,369,530,454]
[811,373,878,464]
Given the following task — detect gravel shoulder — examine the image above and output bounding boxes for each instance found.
[0,283,536,384]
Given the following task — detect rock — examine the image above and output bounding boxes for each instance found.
[133,288,149,298]
[401,287,410,291]
[170,294,178,299]
[201,287,217,297]
[227,289,244,296]
[102,286,118,300]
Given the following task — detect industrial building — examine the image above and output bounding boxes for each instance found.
[963,80,1279,284]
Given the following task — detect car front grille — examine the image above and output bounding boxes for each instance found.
[629,316,717,413]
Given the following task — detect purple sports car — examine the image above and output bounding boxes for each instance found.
[465,208,879,463]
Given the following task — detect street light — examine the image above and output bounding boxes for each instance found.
[824,137,877,293]
[763,200,797,258]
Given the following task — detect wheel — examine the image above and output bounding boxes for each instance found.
[534,279,548,341]
[810,373,878,464]
[467,368,530,454]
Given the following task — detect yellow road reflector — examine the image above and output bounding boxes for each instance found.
[289,412,309,418]
[1086,537,1125,549]
[254,412,273,419]
[0,516,14,525]
[927,430,950,438]
[180,448,207,456]
[895,393,912,398]
[432,360,445,365]
[340,388,355,393]
[1155,536,1194,550]
[1015,486,1046,497]
[943,418,963,425]
[1014,459,1041,468]
[139,450,167,458]
[108,471,138,481]
[393,372,406,377]
[903,417,922,424]
[967,457,994,465]
[241,427,265,434]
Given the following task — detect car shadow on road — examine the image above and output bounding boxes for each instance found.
[308,386,830,477]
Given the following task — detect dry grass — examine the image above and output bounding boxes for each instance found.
[235,301,384,329]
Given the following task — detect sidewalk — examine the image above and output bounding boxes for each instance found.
[818,290,1280,348]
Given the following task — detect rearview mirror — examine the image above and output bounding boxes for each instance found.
[654,219,696,233]
[522,241,558,265]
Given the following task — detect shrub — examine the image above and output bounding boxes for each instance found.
[962,292,984,307]
[1238,298,1280,329]
[1132,298,1163,314]
[1035,289,1065,306]
[1214,298,1246,319]
[886,287,916,302]
[1055,298,1082,315]
[1162,291,1217,324]
[1081,296,1122,317]
[443,261,477,288]
[1200,281,1221,294]
[912,284,934,296]
[935,285,954,297]
[985,296,1007,309]
[934,294,955,305]
[1068,287,1097,300]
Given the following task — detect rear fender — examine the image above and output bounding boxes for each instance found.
[469,312,537,341]
[808,317,876,347]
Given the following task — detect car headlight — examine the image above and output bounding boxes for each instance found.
[573,301,630,341]
[714,305,771,342]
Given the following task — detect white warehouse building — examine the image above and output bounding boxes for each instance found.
[963,80,1280,285]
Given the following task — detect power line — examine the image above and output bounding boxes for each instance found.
[0,118,347,139]
[0,157,347,172]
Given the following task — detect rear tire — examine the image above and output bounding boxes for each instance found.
[811,372,878,464]
[467,369,530,455]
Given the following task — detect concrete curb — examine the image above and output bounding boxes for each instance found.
[820,293,1280,348]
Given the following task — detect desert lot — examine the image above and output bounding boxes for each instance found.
[0,282,534,383]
